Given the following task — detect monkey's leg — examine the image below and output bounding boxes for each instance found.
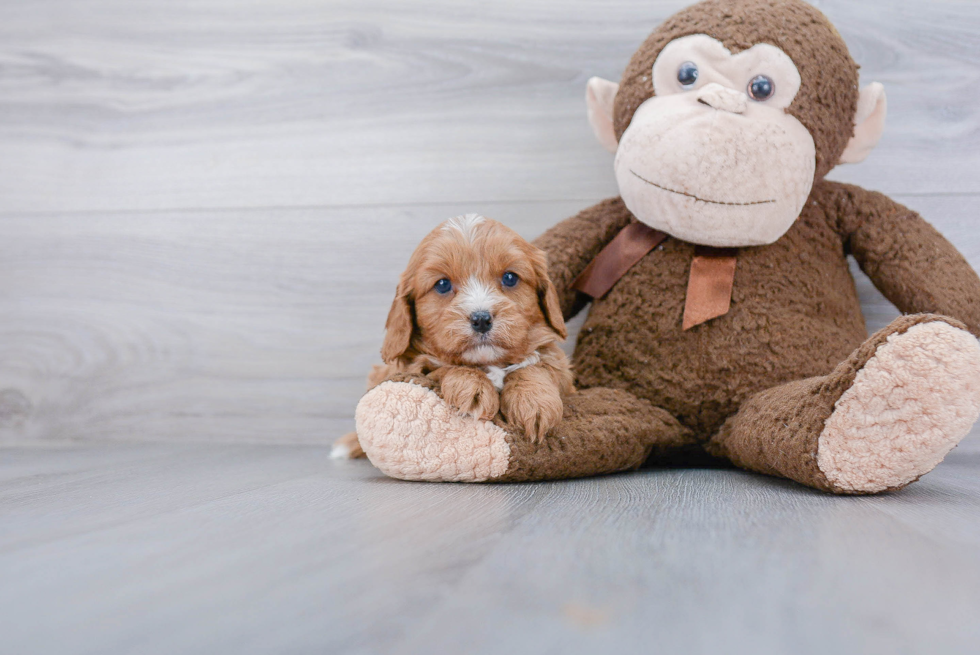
[354,374,692,482]
[708,314,980,494]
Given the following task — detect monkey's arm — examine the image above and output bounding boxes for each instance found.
[831,182,980,337]
[532,196,634,319]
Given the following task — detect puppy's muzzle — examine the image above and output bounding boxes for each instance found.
[470,310,493,334]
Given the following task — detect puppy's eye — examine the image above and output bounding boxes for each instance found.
[748,75,775,101]
[501,272,519,288]
[677,61,698,88]
[433,278,453,294]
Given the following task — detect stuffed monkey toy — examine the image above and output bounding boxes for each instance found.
[354,0,980,494]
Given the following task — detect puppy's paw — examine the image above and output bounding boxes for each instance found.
[440,366,499,421]
[500,376,563,443]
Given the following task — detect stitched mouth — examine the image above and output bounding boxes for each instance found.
[630,170,776,207]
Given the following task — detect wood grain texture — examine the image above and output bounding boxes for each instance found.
[0,201,586,443]
[0,0,978,444]
[0,0,979,214]
[0,195,974,444]
[1,443,979,654]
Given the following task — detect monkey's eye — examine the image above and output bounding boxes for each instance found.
[677,61,699,88]
[748,75,775,101]
[501,272,519,288]
[433,278,453,294]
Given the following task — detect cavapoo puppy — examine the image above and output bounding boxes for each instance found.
[333,214,574,459]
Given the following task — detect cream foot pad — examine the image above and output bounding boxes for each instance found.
[355,380,512,482]
[818,322,980,493]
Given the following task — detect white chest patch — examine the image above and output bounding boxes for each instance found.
[484,352,540,390]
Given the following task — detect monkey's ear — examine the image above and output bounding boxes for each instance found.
[586,77,620,153]
[380,281,414,363]
[839,82,887,165]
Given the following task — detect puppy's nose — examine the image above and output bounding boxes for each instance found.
[470,311,493,334]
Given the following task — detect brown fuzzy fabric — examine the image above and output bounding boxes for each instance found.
[495,387,695,482]
[541,197,636,320]
[613,0,859,180]
[513,1,980,487]
[535,180,980,445]
[834,185,980,337]
[707,314,966,493]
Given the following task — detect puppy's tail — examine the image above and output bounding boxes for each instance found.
[331,431,366,460]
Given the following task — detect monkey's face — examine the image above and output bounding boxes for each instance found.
[614,35,816,248]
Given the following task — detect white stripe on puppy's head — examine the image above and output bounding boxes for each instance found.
[442,213,486,243]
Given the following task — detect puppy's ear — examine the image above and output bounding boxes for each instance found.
[380,279,415,363]
[531,247,567,340]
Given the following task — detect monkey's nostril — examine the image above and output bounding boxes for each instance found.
[695,84,747,114]
[470,311,493,334]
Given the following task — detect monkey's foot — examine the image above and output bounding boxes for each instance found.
[817,319,980,493]
[355,380,512,482]
[355,376,688,483]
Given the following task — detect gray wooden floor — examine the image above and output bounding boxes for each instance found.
[2,0,980,653]
[4,442,980,654]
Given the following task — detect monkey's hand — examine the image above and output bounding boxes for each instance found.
[437,366,500,421]
[500,366,564,443]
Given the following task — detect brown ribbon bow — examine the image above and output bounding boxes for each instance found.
[572,222,737,330]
